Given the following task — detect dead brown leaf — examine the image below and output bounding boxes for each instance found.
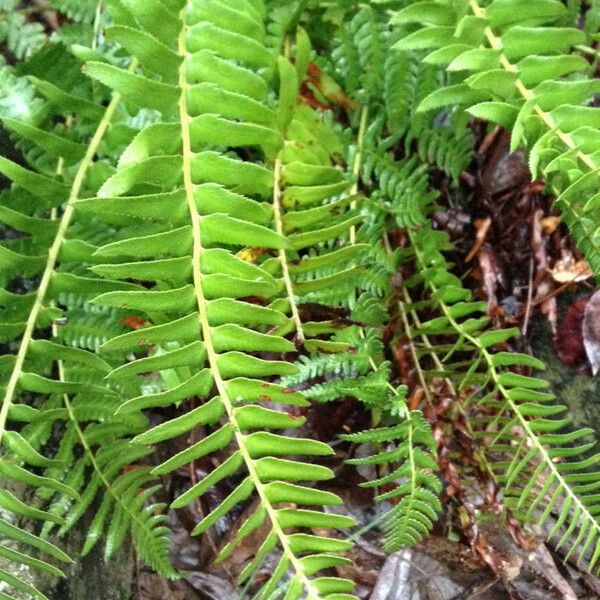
[552,252,593,283]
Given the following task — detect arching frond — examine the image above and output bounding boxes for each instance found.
[86,5,358,598]
[407,223,600,572]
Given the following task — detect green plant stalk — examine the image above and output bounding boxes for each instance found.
[0,60,138,446]
[272,154,305,343]
[272,34,305,343]
[349,105,400,420]
[349,104,369,246]
[177,16,321,599]
[409,227,600,564]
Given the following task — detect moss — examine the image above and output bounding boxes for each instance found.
[530,317,600,443]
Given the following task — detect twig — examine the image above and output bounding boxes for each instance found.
[455,576,500,600]
[521,257,534,336]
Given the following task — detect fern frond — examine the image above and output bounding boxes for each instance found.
[0,11,45,60]
[362,145,435,228]
[343,406,441,550]
[330,5,474,182]
[86,5,358,598]
[49,0,99,24]
[0,33,158,596]
[271,38,361,349]
[331,7,389,103]
[40,406,175,576]
[393,0,600,277]
[407,223,600,572]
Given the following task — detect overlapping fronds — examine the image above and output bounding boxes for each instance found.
[0,22,172,598]
[392,0,600,277]
[2,0,600,595]
[84,4,358,598]
[406,223,600,571]
[329,5,473,183]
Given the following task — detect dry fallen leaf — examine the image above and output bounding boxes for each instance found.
[541,215,561,235]
[551,253,593,283]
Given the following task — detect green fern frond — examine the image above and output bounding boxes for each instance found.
[342,406,441,550]
[363,146,435,228]
[0,26,158,596]
[41,416,175,576]
[330,5,474,182]
[331,7,389,103]
[85,4,358,598]
[393,0,600,277]
[270,41,363,350]
[49,0,99,24]
[0,11,45,60]
[407,223,600,572]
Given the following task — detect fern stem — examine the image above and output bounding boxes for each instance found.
[273,34,304,342]
[576,44,600,59]
[350,104,368,245]
[409,227,600,560]
[0,61,137,446]
[57,367,159,547]
[396,289,433,404]
[91,1,103,50]
[273,151,305,343]
[350,106,398,400]
[177,17,321,599]
[398,271,496,482]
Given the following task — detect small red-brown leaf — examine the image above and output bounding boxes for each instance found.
[555,297,588,371]
[121,315,149,330]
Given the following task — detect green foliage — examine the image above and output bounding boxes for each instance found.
[329,4,474,182]
[74,4,359,598]
[0,11,45,60]
[392,0,600,278]
[0,59,44,123]
[342,405,442,550]
[0,6,171,597]
[405,223,600,572]
[0,0,100,62]
[49,0,99,24]
[0,0,599,597]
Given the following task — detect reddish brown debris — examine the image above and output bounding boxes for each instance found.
[555,296,590,375]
